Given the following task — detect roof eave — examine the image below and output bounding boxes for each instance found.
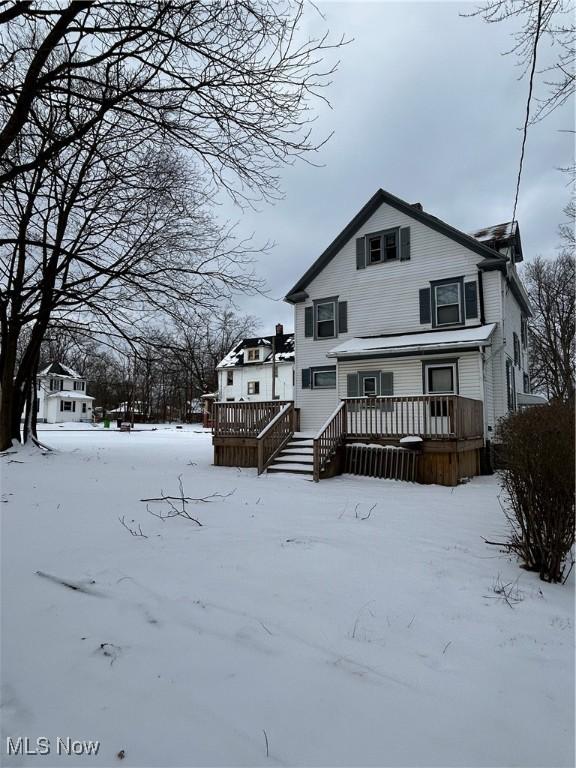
[327,339,493,360]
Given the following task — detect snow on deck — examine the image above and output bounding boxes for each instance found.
[1,428,573,767]
[328,324,496,357]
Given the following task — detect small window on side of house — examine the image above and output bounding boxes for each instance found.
[247,381,260,395]
[426,363,456,394]
[362,376,377,396]
[82,402,87,413]
[62,400,72,412]
[226,370,234,386]
[368,236,381,264]
[247,349,260,361]
[312,369,336,389]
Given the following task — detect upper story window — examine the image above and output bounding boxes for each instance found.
[73,381,85,391]
[520,316,528,348]
[513,332,521,367]
[367,228,398,265]
[226,370,234,385]
[434,282,462,326]
[316,301,336,338]
[247,381,260,395]
[247,349,260,361]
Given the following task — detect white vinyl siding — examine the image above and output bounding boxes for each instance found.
[217,362,294,402]
[294,199,486,430]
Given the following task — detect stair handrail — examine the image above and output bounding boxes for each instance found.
[313,400,347,482]
[257,402,295,475]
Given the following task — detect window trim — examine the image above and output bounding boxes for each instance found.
[422,359,459,395]
[362,375,378,396]
[431,277,465,328]
[311,367,337,390]
[313,296,338,340]
[365,227,400,265]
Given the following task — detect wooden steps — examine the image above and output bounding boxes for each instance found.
[267,436,314,477]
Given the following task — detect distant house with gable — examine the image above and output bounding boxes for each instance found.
[216,324,294,402]
[37,362,94,423]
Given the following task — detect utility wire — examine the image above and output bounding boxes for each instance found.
[512,0,545,228]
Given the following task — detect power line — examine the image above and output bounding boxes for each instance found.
[512,0,545,228]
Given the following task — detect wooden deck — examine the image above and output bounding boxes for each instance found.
[212,395,485,486]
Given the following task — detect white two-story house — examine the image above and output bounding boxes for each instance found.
[37,362,94,423]
[216,325,294,402]
[285,189,539,443]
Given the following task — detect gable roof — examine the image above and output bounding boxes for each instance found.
[217,332,295,369]
[39,361,82,378]
[284,188,507,303]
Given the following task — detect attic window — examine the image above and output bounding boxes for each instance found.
[367,229,398,264]
[247,349,260,361]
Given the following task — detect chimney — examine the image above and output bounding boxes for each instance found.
[275,323,283,336]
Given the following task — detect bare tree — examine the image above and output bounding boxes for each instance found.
[523,250,575,400]
[467,0,575,124]
[0,1,343,450]
[0,2,344,193]
[0,120,258,449]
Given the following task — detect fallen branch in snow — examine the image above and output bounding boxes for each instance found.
[442,641,452,655]
[262,729,269,758]
[36,570,102,596]
[355,502,376,520]
[118,516,148,538]
[483,574,524,608]
[142,476,234,526]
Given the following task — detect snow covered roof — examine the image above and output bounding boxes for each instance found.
[217,333,295,369]
[327,324,496,358]
[47,391,94,400]
[517,392,548,406]
[39,361,82,379]
[469,221,517,243]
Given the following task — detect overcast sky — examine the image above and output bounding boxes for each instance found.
[223,1,574,335]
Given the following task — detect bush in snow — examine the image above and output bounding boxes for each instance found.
[496,400,575,583]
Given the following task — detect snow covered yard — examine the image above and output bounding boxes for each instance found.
[1,427,574,768]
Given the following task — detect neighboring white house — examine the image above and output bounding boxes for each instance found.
[216,325,294,402]
[285,188,545,438]
[37,362,94,423]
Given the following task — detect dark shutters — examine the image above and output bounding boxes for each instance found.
[356,237,366,270]
[304,306,313,337]
[399,227,411,261]
[338,301,348,334]
[513,333,520,366]
[60,400,64,412]
[419,288,431,324]
[380,371,394,395]
[464,281,478,319]
[301,368,311,389]
[347,373,359,397]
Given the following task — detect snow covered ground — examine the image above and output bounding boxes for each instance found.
[1,427,574,767]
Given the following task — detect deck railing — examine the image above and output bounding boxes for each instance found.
[313,400,346,482]
[257,402,295,475]
[344,395,483,440]
[212,400,292,437]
